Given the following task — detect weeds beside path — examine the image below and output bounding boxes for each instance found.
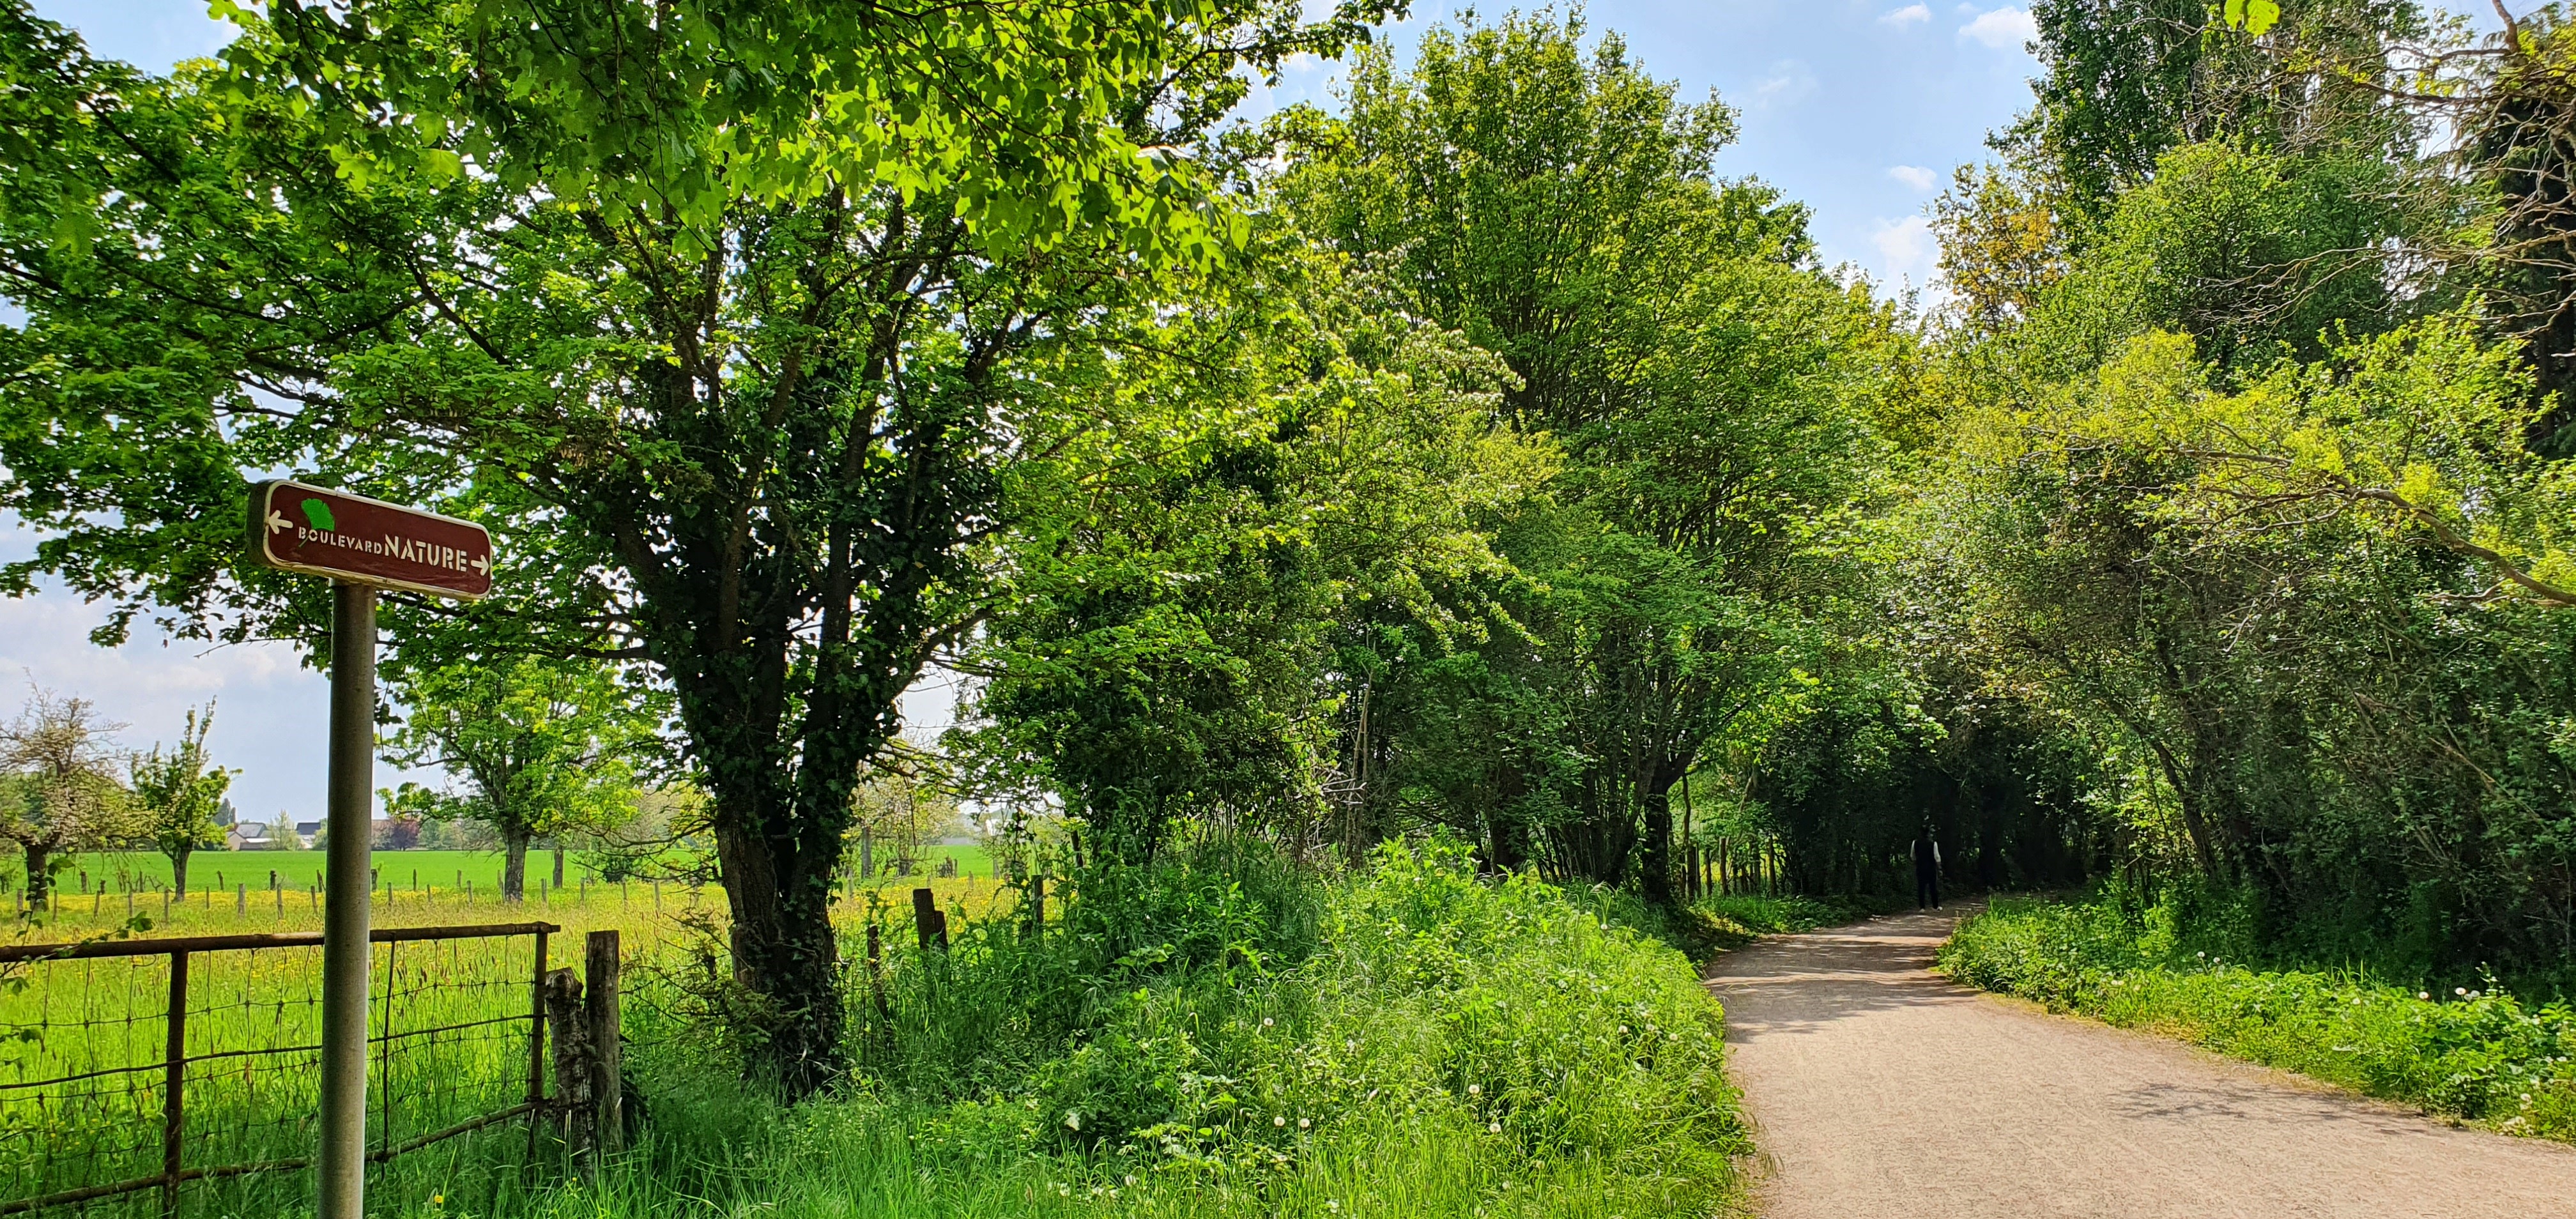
[1706,908,2576,1218]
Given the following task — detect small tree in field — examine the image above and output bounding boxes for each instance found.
[381,658,657,901]
[0,689,129,909]
[129,702,231,900]
[848,761,960,879]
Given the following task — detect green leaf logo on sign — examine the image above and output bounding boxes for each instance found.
[302,499,337,532]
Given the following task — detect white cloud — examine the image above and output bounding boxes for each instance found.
[1888,165,1938,191]
[1871,215,1940,285]
[1751,59,1818,110]
[1880,4,1932,26]
[1960,6,2038,50]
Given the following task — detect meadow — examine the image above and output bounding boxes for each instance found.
[47,845,997,900]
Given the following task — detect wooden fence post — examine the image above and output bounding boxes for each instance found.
[160,950,188,1219]
[911,887,947,951]
[865,924,888,1023]
[544,967,594,1164]
[585,931,622,1154]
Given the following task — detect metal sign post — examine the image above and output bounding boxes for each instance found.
[248,480,492,1219]
[319,581,373,1216]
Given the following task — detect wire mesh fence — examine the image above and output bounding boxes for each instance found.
[0,923,558,1216]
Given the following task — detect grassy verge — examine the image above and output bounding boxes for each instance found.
[1601,891,1898,959]
[1939,897,2576,1142]
[437,839,1747,1218]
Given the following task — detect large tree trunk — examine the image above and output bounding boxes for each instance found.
[1639,778,1675,906]
[20,843,49,908]
[713,804,845,1098]
[502,827,531,902]
[170,848,192,902]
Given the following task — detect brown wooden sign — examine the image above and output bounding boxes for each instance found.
[247,480,494,601]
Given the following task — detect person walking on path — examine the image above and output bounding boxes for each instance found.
[1912,829,1941,908]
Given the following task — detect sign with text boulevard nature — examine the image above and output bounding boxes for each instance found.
[247,480,494,601]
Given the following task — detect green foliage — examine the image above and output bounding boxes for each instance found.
[956,250,1548,866]
[1262,10,1902,897]
[1943,896,2576,1140]
[588,838,1745,1218]
[380,657,660,900]
[0,0,1411,1089]
[2024,142,2425,372]
[125,702,232,898]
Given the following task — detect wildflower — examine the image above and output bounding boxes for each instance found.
[1467,1084,1481,1096]
[1263,1017,1275,1027]
[2458,987,2470,997]
[1488,1121,1502,1133]
[1275,1115,1287,1127]
[1618,1024,1630,1035]
[1299,1117,1311,1129]
[2419,992,2430,1000]
[1328,1202,1341,1213]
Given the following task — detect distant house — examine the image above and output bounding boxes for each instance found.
[295,822,323,847]
[227,821,294,850]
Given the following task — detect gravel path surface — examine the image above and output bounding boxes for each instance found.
[1704,908,2576,1218]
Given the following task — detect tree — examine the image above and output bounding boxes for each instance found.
[128,702,232,901]
[1269,12,1892,900]
[0,0,1397,1092]
[953,245,1545,868]
[0,689,128,909]
[847,760,959,878]
[381,658,655,902]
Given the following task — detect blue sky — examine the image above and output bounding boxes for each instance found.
[4,1,2491,825]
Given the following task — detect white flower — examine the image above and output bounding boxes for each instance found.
[1275,1115,1287,1127]
[1467,1084,1481,1096]
[1618,1024,1630,1036]
[1487,1121,1502,1133]
[2419,992,2430,1000]
[1327,1202,1341,1213]
[2458,987,2471,997]
[1262,1017,1275,1027]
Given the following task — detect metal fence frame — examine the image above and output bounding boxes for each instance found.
[0,921,561,1216]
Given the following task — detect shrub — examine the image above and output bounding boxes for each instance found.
[540,836,1748,1218]
[1941,897,2576,1142]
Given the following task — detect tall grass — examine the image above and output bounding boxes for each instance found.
[3,841,1749,1215]
[482,838,1749,1218]
[1941,896,2576,1142]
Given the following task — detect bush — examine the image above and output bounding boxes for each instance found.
[520,837,1749,1217]
[1941,896,2576,1142]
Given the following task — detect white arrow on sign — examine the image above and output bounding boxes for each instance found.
[266,510,291,534]
[471,553,489,575]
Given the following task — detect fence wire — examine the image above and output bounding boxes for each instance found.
[0,924,554,1217]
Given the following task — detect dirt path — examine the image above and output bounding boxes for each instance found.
[1705,908,2576,1218]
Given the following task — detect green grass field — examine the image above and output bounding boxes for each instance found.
[41,844,995,898]
[0,858,1028,1218]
